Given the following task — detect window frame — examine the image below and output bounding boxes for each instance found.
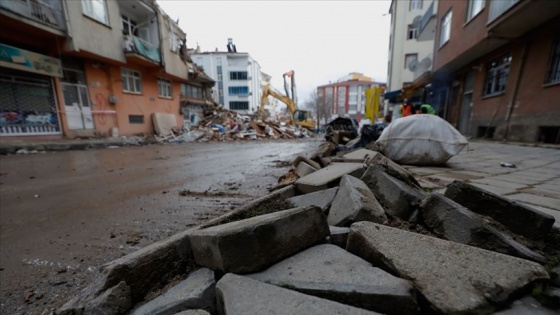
[409,0,423,11]
[157,78,172,99]
[228,86,249,95]
[405,53,418,70]
[121,68,142,94]
[230,71,248,80]
[466,0,485,22]
[82,0,109,25]
[229,101,249,110]
[483,53,512,97]
[407,25,418,40]
[545,35,560,85]
[439,9,453,48]
[181,83,203,99]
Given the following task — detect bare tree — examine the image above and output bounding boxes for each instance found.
[304,89,332,130]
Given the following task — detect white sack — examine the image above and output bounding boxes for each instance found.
[374,114,468,165]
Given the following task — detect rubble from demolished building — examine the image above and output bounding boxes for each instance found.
[56,139,560,315]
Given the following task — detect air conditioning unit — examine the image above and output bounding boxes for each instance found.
[109,95,118,104]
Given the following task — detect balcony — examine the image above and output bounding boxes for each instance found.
[123,35,161,66]
[0,0,66,31]
[488,0,560,39]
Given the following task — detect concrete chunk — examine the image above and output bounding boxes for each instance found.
[188,206,329,273]
[363,151,421,188]
[247,244,417,315]
[216,273,380,315]
[347,222,549,315]
[295,161,318,177]
[328,174,387,226]
[420,193,546,263]
[361,166,426,220]
[292,155,321,170]
[295,163,365,194]
[341,148,379,161]
[328,226,350,248]
[444,180,555,239]
[288,187,338,212]
[130,268,215,315]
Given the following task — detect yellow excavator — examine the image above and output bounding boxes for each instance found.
[259,70,316,131]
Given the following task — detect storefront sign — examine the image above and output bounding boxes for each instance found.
[0,43,62,77]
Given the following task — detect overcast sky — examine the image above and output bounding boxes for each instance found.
[157,0,391,104]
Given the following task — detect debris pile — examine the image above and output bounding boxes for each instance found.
[57,147,560,315]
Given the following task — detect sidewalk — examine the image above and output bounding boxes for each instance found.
[403,141,560,222]
[0,136,152,155]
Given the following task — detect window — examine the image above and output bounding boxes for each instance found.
[409,0,423,10]
[440,10,452,47]
[545,36,560,84]
[484,53,512,96]
[466,0,485,22]
[405,54,418,70]
[121,15,137,35]
[407,25,418,40]
[158,78,172,98]
[121,69,142,93]
[230,71,248,80]
[229,101,249,110]
[181,84,203,98]
[82,0,108,25]
[128,115,144,124]
[169,33,181,53]
[228,86,249,95]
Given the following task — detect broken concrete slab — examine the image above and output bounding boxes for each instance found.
[295,162,365,194]
[363,151,421,188]
[493,296,559,315]
[247,244,418,315]
[328,174,387,226]
[295,161,318,177]
[288,187,338,212]
[199,185,295,229]
[130,268,215,315]
[420,193,546,263]
[188,206,329,273]
[83,281,131,315]
[174,310,210,315]
[361,165,426,220]
[216,273,380,314]
[341,148,379,161]
[57,228,195,314]
[444,181,555,239]
[311,141,338,159]
[292,155,321,170]
[347,222,549,315]
[328,226,350,248]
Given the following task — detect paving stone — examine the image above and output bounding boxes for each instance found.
[507,193,560,211]
[361,166,426,220]
[82,281,131,315]
[493,296,559,314]
[295,163,365,194]
[468,182,518,196]
[341,148,378,160]
[287,187,338,212]
[292,155,321,170]
[445,181,555,239]
[247,244,417,315]
[328,226,349,248]
[470,178,529,190]
[295,161,318,177]
[488,174,543,185]
[130,268,215,315]
[364,152,421,188]
[347,222,549,315]
[518,187,560,199]
[425,174,456,186]
[174,310,210,315]
[188,206,329,273]
[216,273,380,315]
[327,174,387,227]
[420,193,546,263]
[516,203,560,223]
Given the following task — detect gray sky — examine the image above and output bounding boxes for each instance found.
[157,0,391,104]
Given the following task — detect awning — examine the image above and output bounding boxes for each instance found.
[403,71,432,94]
[384,89,403,99]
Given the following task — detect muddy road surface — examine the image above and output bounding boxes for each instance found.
[0,138,321,314]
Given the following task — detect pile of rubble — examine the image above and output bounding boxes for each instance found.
[57,145,560,314]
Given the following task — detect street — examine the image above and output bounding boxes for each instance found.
[0,139,322,314]
[0,139,559,314]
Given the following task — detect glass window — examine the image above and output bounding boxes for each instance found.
[407,25,418,40]
[158,78,172,98]
[405,54,418,70]
[410,0,423,10]
[337,86,346,115]
[230,71,248,80]
[466,0,485,22]
[82,0,108,25]
[484,53,512,96]
[121,68,142,93]
[440,10,452,47]
[228,86,249,95]
[181,84,202,98]
[545,36,560,84]
[121,15,137,35]
[229,101,249,110]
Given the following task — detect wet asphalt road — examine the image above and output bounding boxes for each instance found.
[0,138,321,314]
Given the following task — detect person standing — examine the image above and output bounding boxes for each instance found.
[400,99,413,117]
[414,103,437,115]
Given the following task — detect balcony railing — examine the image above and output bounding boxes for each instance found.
[419,1,434,33]
[488,0,520,23]
[123,35,161,64]
[0,0,66,30]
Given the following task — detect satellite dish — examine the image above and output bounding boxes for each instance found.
[420,57,432,69]
[408,59,419,72]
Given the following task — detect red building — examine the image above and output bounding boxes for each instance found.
[431,0,560,143]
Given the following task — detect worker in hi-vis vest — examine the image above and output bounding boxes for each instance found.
[414,103,437,115]
[400,99,413,117]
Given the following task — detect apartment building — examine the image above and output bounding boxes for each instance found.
[317,73,386,123]
[431,0,560,143]
[0,0,212,139]
[386,0,438,114]
[190,39,262,115]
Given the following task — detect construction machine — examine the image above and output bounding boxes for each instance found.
[260,70,315,131]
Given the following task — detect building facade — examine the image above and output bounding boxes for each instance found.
[432,0,560,143]
[190,39,262,115]
[317,73,386,123]
[0,0,212,139]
